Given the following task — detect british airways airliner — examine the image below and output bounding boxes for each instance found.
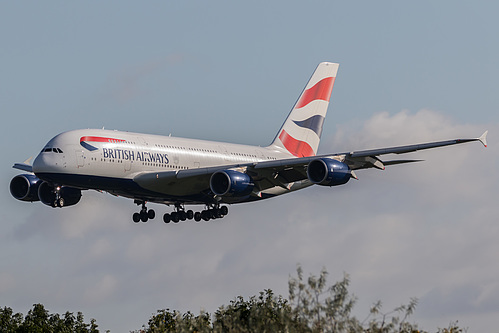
[10,62,488,223]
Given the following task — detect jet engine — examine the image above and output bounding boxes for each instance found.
[210,170,254,197]
[307,158,352,186]
[10,174,41,202]
[38,181,82,207]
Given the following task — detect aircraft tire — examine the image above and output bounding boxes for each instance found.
[171,212,180,223]
[221,206,228,216]
[186,210,194,220]
[148,209,155,219]
[140,211,149,222]
[194,212,201,222]
[179,211,187,221]
[133,213,141,223]
[163,213,171,223]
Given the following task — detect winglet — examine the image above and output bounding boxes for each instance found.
[478,130,488,148]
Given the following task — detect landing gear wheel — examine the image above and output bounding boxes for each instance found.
[133,213,141,223]
[220,206,228,216]
[171,212,180,223]
[163,213,171,223]
[186,210,194,220]
[140,211,149,222]
[179,211,187,221]
[201,210,210,221]
[194,212,201,222]
[148,209,155,219]
[58,198,65,208]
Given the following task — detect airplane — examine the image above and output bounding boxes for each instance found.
[10,62,488,224]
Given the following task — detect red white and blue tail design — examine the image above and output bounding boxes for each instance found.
[270,62,339,157]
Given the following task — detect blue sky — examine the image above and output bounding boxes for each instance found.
[1,1,498,332]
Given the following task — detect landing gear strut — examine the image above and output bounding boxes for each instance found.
[132,200,155,223]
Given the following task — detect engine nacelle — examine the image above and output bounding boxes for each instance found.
[307,158,351,186]
[38,181,82,207]
[210,170,254,197]
[10,174,41,202]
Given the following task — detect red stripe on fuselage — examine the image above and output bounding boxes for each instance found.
[278,130,315,157]
[295,77,335,109]
[80,136,126,144]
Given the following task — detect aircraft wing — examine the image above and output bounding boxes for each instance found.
[133,131,488,198]
[252,130,488,174]
[12,157,34,173]
[341,130,488,170]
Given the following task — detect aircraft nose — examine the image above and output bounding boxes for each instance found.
[32,152,52,174]
[32,153,44,174]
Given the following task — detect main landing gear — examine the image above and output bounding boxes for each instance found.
[162,204,228,223]
[132,200,155,223]
[130,201,229,224]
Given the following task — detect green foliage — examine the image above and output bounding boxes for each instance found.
[0,304,99,333]
[137,265,467,333]
[143,309,211,333]
[212,289,305,333]
[288,266,360,332]
[2,267,468,332]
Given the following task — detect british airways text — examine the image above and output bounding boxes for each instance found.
[102,148,169,164]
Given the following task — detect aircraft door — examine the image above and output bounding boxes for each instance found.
[76,150,85,168]
[255,150,265,161]
[124,159,132,171]
[218,145,230,161]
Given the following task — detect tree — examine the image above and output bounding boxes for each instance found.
[0,304,100,333]
[137,265,467,333]
[213,289,306,333]
[0,307,23,332]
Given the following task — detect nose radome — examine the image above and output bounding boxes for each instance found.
[32,153,49,174]
[32,154,42,174]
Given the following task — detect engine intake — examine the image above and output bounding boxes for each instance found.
[10,174,41,202]
[307,158,351,186]
[38,181,82,207]
[210,170,254,197]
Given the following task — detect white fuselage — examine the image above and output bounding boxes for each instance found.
[32,129,307,205]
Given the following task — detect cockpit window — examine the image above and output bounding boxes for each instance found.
[42,147,64,153]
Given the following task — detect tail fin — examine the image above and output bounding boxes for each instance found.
[269,62,339,157]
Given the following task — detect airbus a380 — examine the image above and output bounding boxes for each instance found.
[10,62,488,223]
